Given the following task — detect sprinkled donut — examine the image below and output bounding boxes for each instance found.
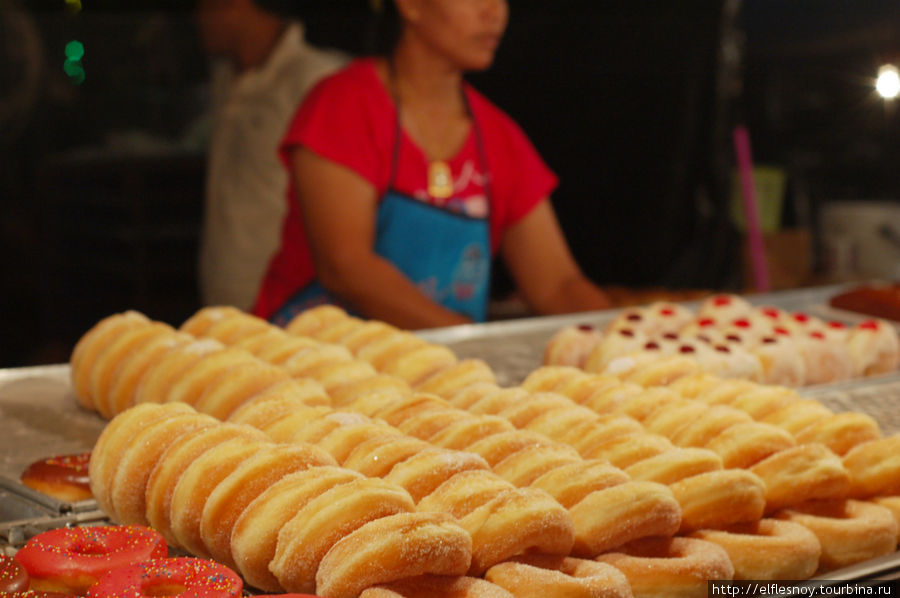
[1,554,29,593]
[14,525,167,595]
[20,453,92,503]
[86,557,242,598]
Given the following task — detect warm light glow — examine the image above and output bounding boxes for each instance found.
[876,64,900,99]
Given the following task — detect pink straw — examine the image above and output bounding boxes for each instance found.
[732,125,770,292]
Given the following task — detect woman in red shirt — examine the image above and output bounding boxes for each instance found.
[254,0,610,328]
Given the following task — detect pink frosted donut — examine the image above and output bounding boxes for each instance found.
[86,557,242,598]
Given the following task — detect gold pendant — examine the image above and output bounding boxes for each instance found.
[428,160,454,199]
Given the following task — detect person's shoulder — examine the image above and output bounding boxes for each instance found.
[308,57,379,96]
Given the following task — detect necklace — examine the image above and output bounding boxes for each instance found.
[428,160,454,199]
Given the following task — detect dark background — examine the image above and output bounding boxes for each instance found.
[2,0,899,366]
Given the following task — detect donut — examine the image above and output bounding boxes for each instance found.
[317,422,404,464]
[383,448,490,502]
[843,435,900,498]
[670,405,753,448]
[690,519,821,580]
[285,410,377,445]
[192,360,292,419]
[724,386,795,419]
[144,423,269,546]
[308,360,381,395]
[761,399,833,435]
[359,575,514,598]
[560,416,645,457]
[794,412,881,457]
[89,402,195,517]
[543,324,604,368]
[341,435,433,478]
[132,338,226,406]
[669,470,766,532]
[381,344,458,387]
[1,555,29,594]
[268,477,416,593]
[163,347,258,407]
[581,433,673,468]
[595,536,734,598]
[86,557,242,598]
[14,525,167,595]
[702,421,796,469]
[253,335,320,365]
[523,405,604,442]
[329,374,410,407]
[774,499,899,571]
[457,487,576,574]
[356,332,428,371]
[230,466,363,592]
[108,411,222,524]
[428,416,515,451]
[168,435,270,557]
[464,389,524,416]
[623,447,722,485]
[180,305,244,337]
[485,555,632,598]
[529,460,630,509]
[568,480,682,557]
[492,444,582,487]
[314,512,473,598]
[226,392,326,430]
[583,327,649,374]
[396,409,473,441]
[338,320,397,354]
[749,443,851,512]
[870,496,900,542]
[70,311,151,409]
[20,453,92,503]
[621,355,702,387]
[285,304,349,337]
[846,319,900,377]
[198,443,336,569]
[417,470,516,519]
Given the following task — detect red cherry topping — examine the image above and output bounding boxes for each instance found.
[698,318,716,327]
[762,336,777,344]
[774,326,790,335]
[713,296,732,306]
[726,334,742,342]
[733,318,751,328]
[715,345,731,353]
[663,332,678,340]
[619,329,635,337]
[809,331,825,340]
[827,321,846,329]
[697,334,711,343]
[644,342,660,351]
[679,345,696,354]
[626,313,643,322]
[660,308,675,316]
[761,307,780,318]
[793,312,809,323]
[860,320,879,330]
[577,324,595,332]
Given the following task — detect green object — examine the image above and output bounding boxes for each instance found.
[729,165,786,233]
[63,59,85,85]
[65,40,84,61]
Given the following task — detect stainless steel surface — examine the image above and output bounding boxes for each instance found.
[0,364,105,481]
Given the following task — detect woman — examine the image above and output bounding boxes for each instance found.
[254,0,610,328]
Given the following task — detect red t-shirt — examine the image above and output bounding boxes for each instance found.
[253,58,558,319]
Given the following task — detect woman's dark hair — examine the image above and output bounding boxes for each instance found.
[366,0,401,56]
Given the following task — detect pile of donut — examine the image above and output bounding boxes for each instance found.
[544,293,900,387]
[58,303,900,597]
[0,524,316,598]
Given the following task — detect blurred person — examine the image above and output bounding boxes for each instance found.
[197,0,347,310]
[254,0,611,328]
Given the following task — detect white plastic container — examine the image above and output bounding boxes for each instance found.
[819,200,900,280]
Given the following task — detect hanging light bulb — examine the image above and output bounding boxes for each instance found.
[875,64,900,100]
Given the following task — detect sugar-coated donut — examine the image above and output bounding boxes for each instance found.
[86,557,242,598]
[359,575,514,598]
[491,444,582,487]
[794,412,881,457]
[702,421,796,469]
[464,430,556,468]
[581,433,673,468]
[192,360,291,419]
[1,555,29,593]
[341,435,433,478]
[595,536,734,598]
[108,412,220,525]
[268,477,416,593]
[870,496,900,543]
[14,525,167,595]
[417,470,516,519]
[774,499,899,571]
[691,518,821,580]
[428,416,515,451]
[485,555,632,598]
[842,435,900,498]
[458,487,575,575]
[198,443,336,569]
[230,466,362,592]
[317,422,404,464]
[669,470,767,532]
[315,512,473,598]
[285,304,349,337]
[543,324,604,368]
[144,423,268,546]
[529,460,630,509]
[415,358,497,396]
[568,480,682,557]
[131,338,226,406]
[384,448,490,502]
[748,443,850,512]
[623,447,722,485]
[20,453,92,503]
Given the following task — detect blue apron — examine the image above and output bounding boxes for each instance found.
[271,89,492,326]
